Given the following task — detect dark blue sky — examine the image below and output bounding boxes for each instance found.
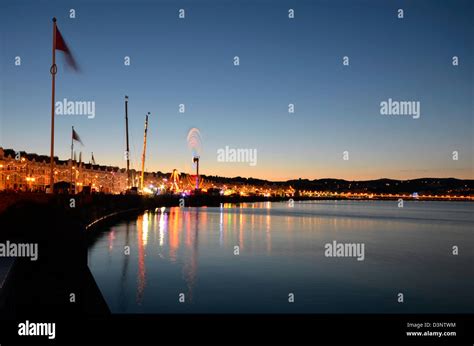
[1,0,472,180]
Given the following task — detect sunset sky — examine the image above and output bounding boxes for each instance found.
[1,0,472,181]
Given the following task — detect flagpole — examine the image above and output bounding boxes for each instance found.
[125,96,130,189]
[71,126,74,194]
[49,17,57,193]
[140,112,150,191]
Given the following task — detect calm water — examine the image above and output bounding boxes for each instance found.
[88,200,474,313]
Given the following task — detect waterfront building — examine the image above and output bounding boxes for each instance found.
[0,148,159,194]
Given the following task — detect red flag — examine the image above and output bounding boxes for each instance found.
[55,27,79,71]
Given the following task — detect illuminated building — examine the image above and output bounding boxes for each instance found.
[0,148,158,194]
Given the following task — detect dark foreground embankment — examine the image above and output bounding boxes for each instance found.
[0,198,110,319]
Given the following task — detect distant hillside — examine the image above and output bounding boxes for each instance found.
[196,175,474,196]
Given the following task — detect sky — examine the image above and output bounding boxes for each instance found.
[0,0,473,181]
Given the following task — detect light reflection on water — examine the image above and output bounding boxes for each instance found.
[88,201,474,313]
